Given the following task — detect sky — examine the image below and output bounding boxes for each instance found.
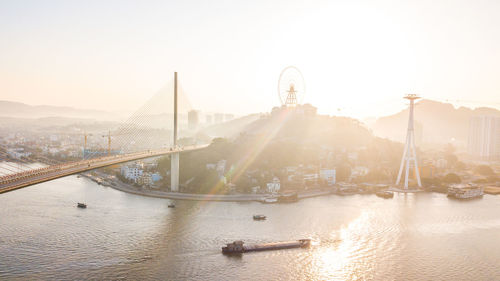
[1,0,500,119]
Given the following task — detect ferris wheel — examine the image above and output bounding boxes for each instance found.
[278,66,305,107]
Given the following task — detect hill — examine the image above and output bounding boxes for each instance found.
[0,100,123,120]
[238,106,374,149]
[199,114,261,138]
[370,99,500,145]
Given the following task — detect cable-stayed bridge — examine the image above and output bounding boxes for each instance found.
[0,145,207,194]
[0,73,203,194]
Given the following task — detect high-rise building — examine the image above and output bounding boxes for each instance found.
[468,116,500,160]
[188,110,199,130]
[214,113,224,124]
[205,115,213,125]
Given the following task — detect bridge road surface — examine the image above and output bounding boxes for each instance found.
[0,145,208,194]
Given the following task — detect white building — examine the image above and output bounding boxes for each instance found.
[303,173,319,183]
[468,116,500,160]
[348,152,358,161]
[7,148,31,159]
[351,166,369,178]
[435,158,448,169]
[251,186,260,194]
[45,147,61,155]
[214,113,224,124]
[266,177,281,193]
[137,172,153,186]
[188,110,199,130]
[320,169,336,185]
[216,160,226,177]
[121,162,144,182]
[285,166,297,174]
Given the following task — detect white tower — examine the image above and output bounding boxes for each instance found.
[396,94,422,190]
[171,72,180,192]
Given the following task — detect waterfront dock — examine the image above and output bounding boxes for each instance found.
[484,186,500,195]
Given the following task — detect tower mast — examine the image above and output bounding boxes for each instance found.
[396,94,422,190]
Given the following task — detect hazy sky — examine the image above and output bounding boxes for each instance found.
[1,0,500,119]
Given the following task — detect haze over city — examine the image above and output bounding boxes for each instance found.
[2,1,500,280]
[2,0,500,118]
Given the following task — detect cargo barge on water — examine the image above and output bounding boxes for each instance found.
[222,239,311,254]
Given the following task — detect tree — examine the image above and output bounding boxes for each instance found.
[336,164,351,182]
[475,165,495,176]
[455,161,466,171]
[422,177,442,187]
[442,173,461,184]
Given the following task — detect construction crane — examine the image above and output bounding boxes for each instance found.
[100,130,135,156]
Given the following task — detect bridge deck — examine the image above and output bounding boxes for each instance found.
[0,145,207,194]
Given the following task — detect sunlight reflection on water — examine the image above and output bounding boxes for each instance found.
[1,176,500,280]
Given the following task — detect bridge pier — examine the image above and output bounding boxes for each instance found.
[171,152,179,192]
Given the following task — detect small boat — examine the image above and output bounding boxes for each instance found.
[76,175,81,178]
[253,214,266,220]
[168,203,175,208]
[262,197,278,204]
[376,190,394,199]
[222,239,311,254]
[77,203,87,208]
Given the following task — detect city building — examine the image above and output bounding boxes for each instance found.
[296,103,317,116]
[205,115,213,125]
[216,160,226,177]
[137,172,153,186]
[435,158,448,169]
[6,148,31,159]
[420,162,436,178]
[188,110,199,130]
[251,186,260,194]
[121,162,144,182]
[468,116,500,161]
[151,173,162,182]
[214,113,224,124]
[351,166,369,179]
[266,177,281,193]
[303,173,319,185]
[320,168,336,185]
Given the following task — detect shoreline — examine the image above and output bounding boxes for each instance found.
[84,173,333,202]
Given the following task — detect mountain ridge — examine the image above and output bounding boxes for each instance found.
[0,100,127,120]
[370,99,500,145]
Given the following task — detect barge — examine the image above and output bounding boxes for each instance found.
[222,239,311,254]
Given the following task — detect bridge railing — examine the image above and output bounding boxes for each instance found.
[0,145,204,186]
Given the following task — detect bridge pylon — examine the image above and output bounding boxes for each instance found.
[171,72,180,192]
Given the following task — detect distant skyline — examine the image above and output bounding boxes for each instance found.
[1,0,500,119]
